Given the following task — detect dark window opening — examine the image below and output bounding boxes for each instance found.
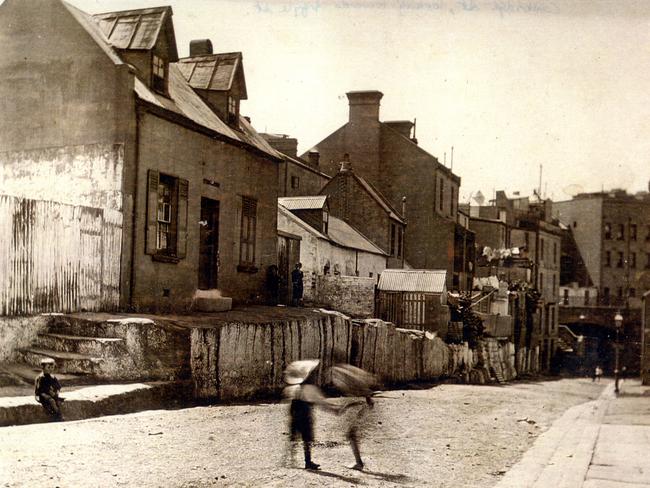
[390,223,396,256]
[617,223,624,240]
[439,178,444,212]
[291,176,300,189]
[604,223,612,240]
[397,226,403,258]
[605,251,611,267]
[617,251,624,268]
[630,223,637,241]
[227,96,239,125]
[239,196,257,270]
[152,54,167,94]
[630,252,636,268]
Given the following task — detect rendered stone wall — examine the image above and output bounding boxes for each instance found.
[190,311,520,401]
[0,315,49,362]
[313,275,376,318]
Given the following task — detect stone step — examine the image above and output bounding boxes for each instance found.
[47,314,156,339]
[193,290,232,312]
[0,380,193,427]
[0,362,94,387]
[36,333,125,357]
[20,347,104,375]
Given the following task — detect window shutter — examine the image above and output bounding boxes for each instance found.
[145,169,159,255]
[176,178,189,259]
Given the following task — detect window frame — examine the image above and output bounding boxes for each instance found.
[237,196,258,272]
[152,54,167,95]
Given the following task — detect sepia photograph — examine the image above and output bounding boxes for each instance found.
[0,0,649,486]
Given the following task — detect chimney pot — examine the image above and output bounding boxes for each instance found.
[190,39,213,56]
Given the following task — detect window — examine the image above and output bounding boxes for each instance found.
[646,225,650,241]
[227,96,238,124]
[450,186,455,216]
[603,287,610,304]
[585,290,590,305]
[539,272,544,291]
[553,242,557,265]
[291,176,300,189]
[630,252,636,268]
[617,287,623,300]
[152,54,167,94]
[439,178,444,212]
[390,223,396,256]
[604,223,612,240]
[629,288,636,298]
[605,251,611,267]
[563,289,569,305]
[617,223,624,240]
[540,238,545,261]
[397,226,403,258]
[238,196,257,271]
[573,221,577,228]
[617,251,624,268]
[630,223,637,241]
[322,210,329,234]
[145,170,188,261]
[646,252,650,269]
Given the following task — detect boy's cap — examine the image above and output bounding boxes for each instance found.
[40,358,55,365]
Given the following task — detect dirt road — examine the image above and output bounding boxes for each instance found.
[0,378,605,487]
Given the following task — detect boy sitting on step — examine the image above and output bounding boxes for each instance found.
[34,358,65,421]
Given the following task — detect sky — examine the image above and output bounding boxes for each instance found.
[68,0,650,203]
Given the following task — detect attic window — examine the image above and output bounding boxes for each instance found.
[152,54,167,94]
[227,96,238,125]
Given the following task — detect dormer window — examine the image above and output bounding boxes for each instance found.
[152,54,167,94]
[227,96,238,124]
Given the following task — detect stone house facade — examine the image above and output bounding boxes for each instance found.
[0,1,280,314]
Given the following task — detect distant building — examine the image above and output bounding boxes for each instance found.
[553,188,650,372]
[260,134,330,197]
[302,91,471,290]
[0,2,280,313]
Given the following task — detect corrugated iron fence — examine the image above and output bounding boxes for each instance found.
[0,195,122,315]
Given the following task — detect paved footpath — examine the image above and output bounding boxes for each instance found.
[496,379,650,488]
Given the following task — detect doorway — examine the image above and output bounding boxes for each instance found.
[278,234,300,305]
[199,197,220,290]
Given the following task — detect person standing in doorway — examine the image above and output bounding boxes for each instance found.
[291,262,304,307]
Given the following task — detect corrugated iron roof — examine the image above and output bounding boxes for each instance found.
[278,205,386,255]
[377,269,447,293]
[327,216,386,255]
[134,65,279,159]
[177,53,246,97]
[278,196,328,210]
[68,3,277,160]
[93,7,170,51]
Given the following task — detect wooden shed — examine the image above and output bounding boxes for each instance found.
[375,269,449,333]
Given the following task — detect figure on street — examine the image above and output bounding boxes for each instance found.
[291,262,304,306]
[282,359,340,470]
[331,364,380,471]
[34,358,65,421]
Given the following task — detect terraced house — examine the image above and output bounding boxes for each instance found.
[0,0,281,315]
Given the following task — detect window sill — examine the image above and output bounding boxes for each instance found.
[237,264,259,274]
[152,253,181,264]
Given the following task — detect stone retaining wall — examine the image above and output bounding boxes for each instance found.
[190,311,519,401]
[311,275,376,318]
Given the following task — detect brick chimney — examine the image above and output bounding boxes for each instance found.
[260,134,298,158]
[308,149,320,168]
[340,153,352,172]
[347,91,383,123]
[384,120,414,139]
[190,39,213,56]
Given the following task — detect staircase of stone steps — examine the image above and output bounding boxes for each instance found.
[12,313,191,384]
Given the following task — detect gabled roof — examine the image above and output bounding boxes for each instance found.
[279,196,328,211]
[93,6,175,54]
[378,269,447,293]
[65,3,277,160]
[278,205,386,256]
[177,53,247,98]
